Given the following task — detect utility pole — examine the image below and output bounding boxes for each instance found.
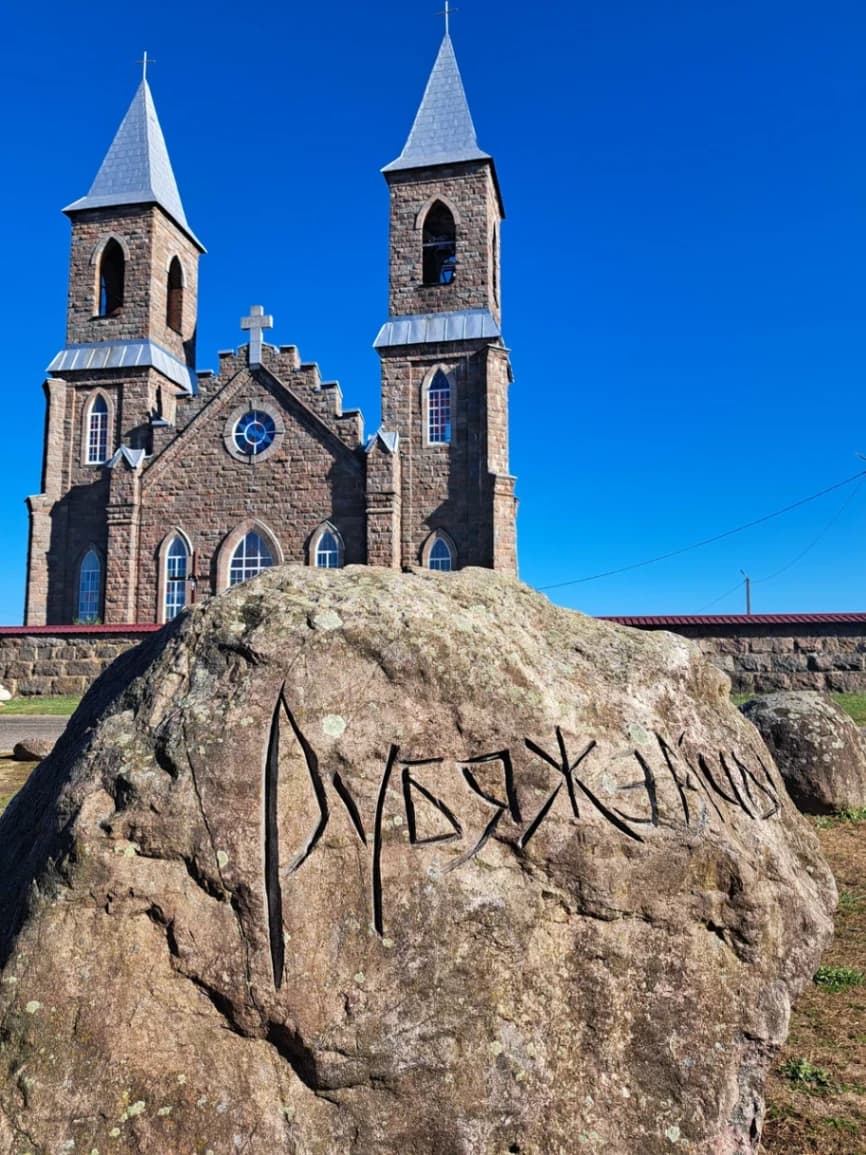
[740,570,752,615]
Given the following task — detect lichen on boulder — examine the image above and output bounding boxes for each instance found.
[0,567,835,1154]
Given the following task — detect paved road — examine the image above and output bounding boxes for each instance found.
[0,716,70,756]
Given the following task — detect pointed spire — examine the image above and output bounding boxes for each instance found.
[64,79,203,250]
[383,33,491,172]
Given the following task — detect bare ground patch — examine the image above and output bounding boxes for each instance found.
[762,820,866,1153]
[0,758,37,815]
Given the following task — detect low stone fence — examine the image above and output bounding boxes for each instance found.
[606,613,866,695]
[2,614,865,699]
[0,625,160,698]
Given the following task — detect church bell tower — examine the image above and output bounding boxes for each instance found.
[25,70,205,626]
[373,23,517,574]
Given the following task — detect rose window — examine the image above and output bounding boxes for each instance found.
[234,410,276,456]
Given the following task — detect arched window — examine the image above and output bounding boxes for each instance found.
[229,531,274,586]
[166,257,184,333]
[427,371,451,444]
[164,536,189,620]
[314,526,343,569]
[422,201,456,285]
[98,239,125,316]
[86,395,109,464]
[77,549,102,622]
[428,535,454,572]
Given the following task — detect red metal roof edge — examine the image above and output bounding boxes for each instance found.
[0,613,865,637]
[600,613,866,627]
[0,624,162,636]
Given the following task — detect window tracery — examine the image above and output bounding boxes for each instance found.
[229,531,275,585]
[86,395,109,464]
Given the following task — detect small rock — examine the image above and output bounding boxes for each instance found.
[742,691,866,814]
[11,738,54,763]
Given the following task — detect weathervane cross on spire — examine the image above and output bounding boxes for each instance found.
[137,50,155,82]
[437,0,457,35]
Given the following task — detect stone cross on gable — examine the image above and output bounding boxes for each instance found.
[241,305,274,367]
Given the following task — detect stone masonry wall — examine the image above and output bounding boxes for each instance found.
[66,204,200,364]
[606,617,866,695]
[386,161,501,324]
[694,631,866,694]
[133,347,366,623]
[5,617,866,699]
[379,342,501,570]
[0,627,158,698]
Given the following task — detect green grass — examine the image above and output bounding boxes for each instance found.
[838,891,865,915]
[815,808,866,830]
[833,694,866,725]
[814,966,866,994]
[825,1117,861,1136]
[0,694,81,716]
[780,1058,834,1091]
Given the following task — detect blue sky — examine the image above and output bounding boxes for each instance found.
[2,0,864,622]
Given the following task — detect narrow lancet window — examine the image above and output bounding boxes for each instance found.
[164,536,189,620]
[87,395,109,464]
[422,202,457,285]
[98,239,125,316]
[315,528,342,569]
[428,371,451,444]
[229,531,274,586]
[428,535,454,572]
[77,549,102,622]
[166,257,184,333]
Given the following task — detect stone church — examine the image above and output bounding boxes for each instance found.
[24,31,517,626]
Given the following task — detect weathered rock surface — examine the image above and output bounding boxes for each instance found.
[741,690,866,814]
[0,568,835,1154]
[10,736,54,762]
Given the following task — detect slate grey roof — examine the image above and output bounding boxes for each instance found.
[383,34,491,172]
[47,340,198,396]
[365,429,400,455]
[63,80,203,251]
[107,446,147,470]
[373,308,501,349]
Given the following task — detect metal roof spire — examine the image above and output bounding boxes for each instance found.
[63,75,203,250]
[383,24,490,172]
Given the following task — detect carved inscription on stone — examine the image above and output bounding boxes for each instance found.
[263,687,781,972]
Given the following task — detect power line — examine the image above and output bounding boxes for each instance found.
[752,479,864,586]
[538,468,866,593]
[693,477,863,613]
[696,577,745,613]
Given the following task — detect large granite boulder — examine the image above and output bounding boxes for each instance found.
[0,568,834,1155]
[741,690,866,814]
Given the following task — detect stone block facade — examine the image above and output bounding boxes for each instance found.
[25,49,519,626]
[65,204,200,366]
[386,162,502,324]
